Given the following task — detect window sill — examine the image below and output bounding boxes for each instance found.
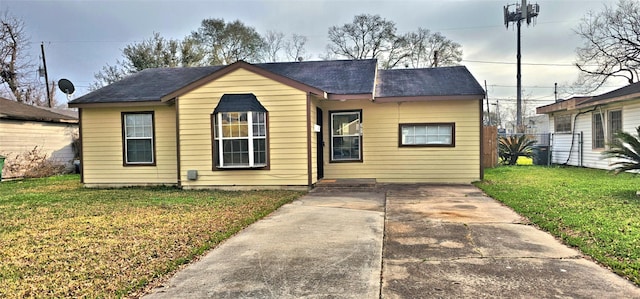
[216,165,268,170]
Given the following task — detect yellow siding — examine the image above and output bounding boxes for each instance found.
[320,99,481,184]
[178,68,309,187]
[81,105,178,186]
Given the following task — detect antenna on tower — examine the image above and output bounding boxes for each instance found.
[503,0,540,133]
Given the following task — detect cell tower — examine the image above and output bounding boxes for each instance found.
[504,0,540,132]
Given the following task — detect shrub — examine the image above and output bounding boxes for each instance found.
[602,126,640,174]
[498,135,535,165]
[2,146,67,178]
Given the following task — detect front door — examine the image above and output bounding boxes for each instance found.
[316,107,324,179]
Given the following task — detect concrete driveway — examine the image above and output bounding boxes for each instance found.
[144,184,640,298]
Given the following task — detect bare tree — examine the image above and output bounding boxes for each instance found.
[0,11,37,104]
[327,14,396,60]
[328,14,462,69]
[285,34,310,62]
[263,30,285,62]
[575,0,640,92]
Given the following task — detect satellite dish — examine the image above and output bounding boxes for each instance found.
[58,78,75,94]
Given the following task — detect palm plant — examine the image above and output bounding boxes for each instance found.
[498,135,536,165]
[602,126,640,174]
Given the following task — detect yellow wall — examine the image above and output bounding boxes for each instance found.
[80,105,178,186]
[318,99,481,184]
[178,68,310,188]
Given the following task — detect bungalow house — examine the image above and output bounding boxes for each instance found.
[536,84,640,169]
[0,97,79,178]
[68,59,485,189]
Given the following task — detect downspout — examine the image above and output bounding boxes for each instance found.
[563,105,598,165]
[175,97,182,188]
[78,108,85,184]
[306,93,313,188]
[479,99,484,180]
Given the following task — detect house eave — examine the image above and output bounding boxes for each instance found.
[326,93,372,101]
[160,60,328,102]
[68,100,170,109]
[373,94,483,103]
[577,94,640,108]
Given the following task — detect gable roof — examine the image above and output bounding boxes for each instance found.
[0,97,78,123]
[69,59,484,107]
[375,66,485,101]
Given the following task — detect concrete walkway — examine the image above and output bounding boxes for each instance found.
[144,185,640,298]
[145,190,386,298]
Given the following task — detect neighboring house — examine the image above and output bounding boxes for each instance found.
[0,97,79,178]
[68,59,485,189]
[537,85,640,169]
[503,115,549,135]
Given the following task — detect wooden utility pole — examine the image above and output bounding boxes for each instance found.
[41,42,51,107]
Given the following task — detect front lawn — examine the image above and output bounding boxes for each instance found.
[475,166,640,285]
[0,175,303,298]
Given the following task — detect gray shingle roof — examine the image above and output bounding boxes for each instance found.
[256,59,376,95]
[69,60,483,105]
[71,66,224,104]
[0,97,77,123]
[375,66,485,98]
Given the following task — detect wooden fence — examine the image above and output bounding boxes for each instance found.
[482,126,498,168]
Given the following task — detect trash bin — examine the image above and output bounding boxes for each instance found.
[0,155,5,181]
[532,146,549,166]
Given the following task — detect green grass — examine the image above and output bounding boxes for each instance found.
[0,175,304,298]
[474,166,640,285]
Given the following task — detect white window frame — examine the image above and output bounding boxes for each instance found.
[399,123,455,147]
[592,112,605,149]
[607,109,622,145]
[214,111,267,168]
[330,111,362,162]
[554,114,572,133]
[123,112,154,165]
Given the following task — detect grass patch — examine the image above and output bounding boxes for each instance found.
[0,175,304,298]
[474,166,640,285]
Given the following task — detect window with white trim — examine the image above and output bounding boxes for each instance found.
[592,112,604,149]
[213,111,267,168]
[123,112,154,165]
[399,123,455,147]
[554,115,572,133]
[608,110,622,145]
[330,111,362,162]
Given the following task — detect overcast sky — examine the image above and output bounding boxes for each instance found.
[0,0,622,117]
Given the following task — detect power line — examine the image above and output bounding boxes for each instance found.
[462,59,593,67]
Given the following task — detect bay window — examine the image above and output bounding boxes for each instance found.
[212,94,268,169]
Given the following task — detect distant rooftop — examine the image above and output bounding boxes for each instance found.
[0,97,78,123]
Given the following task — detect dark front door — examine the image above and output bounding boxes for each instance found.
[316,107,324,179]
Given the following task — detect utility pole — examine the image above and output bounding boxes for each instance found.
[40,42,51,107]
[485,80,490,125]
[504,0,539,133]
